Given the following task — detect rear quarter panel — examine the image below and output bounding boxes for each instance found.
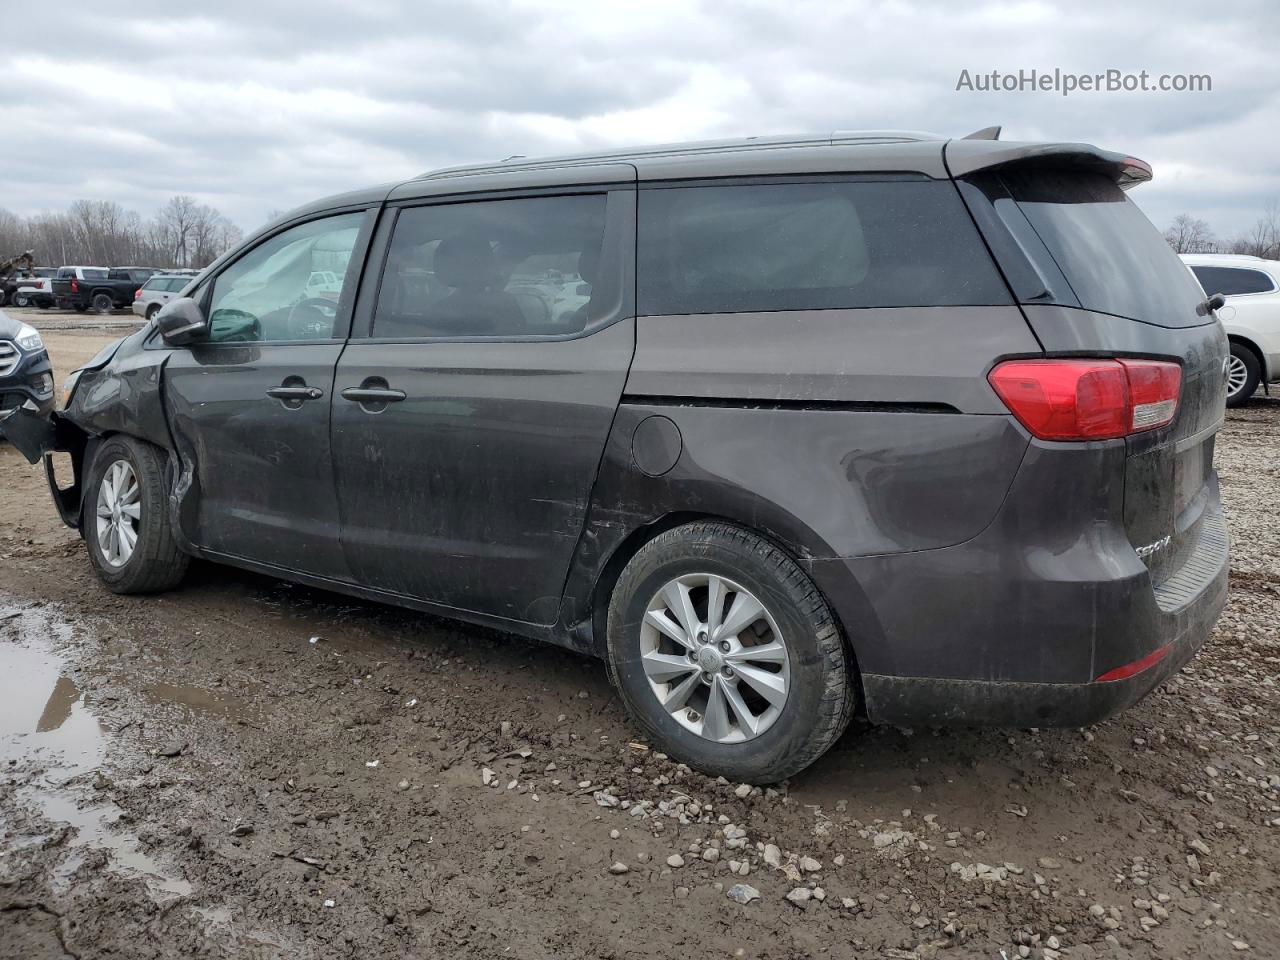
[562,306,1038,649]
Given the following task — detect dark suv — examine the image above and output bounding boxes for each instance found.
[1,131,1229,782]
[0,311,54,417]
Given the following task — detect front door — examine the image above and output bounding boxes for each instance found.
[331,188,636,624]
[163,210,373,579]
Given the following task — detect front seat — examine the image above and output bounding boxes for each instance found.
[429,235,526,336]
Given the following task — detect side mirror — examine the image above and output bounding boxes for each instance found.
[1207,293,1227,312]
[155,297,208,345]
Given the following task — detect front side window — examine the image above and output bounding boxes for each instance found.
[1189,265,1275,297]
[373,194,609,339]
[637,179,1009,316]
[206,213,364,342]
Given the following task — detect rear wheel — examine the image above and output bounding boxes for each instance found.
[1226,342,1260,407]
[73,303,88,313]
[84,436,189,594]
[606,521,854,783]
[13,292,29,307]
[91,292,113,314]
[145,303,162,321]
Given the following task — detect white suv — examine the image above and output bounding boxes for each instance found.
[1181,254,1280,405]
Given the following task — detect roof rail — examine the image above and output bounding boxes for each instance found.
[414,130,945,181]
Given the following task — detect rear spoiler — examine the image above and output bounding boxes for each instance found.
[944,140,1153,190]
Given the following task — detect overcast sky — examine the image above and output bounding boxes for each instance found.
[3,0,1277,243]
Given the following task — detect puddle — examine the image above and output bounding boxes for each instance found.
[141,681,259,723]
[0,597,193,899]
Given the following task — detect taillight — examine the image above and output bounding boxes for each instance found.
[70,278,79,293]
[134,288,143,300]
[988,359,1181,441]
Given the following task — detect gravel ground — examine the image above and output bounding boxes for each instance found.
[1,329,1277,959]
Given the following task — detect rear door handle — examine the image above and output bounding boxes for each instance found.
[341,387,406,403]
[267,386,324,401]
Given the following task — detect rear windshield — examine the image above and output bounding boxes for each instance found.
[997,169,1207,327]
[638,179,1010,316]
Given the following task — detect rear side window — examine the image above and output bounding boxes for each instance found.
[373,194,609,339]
[997,169,1207,327]
[142,277,164,290]
[165,277,189,292]
[637,179,1009,316]
[83,269,108,280]
[1189,265,1275,297]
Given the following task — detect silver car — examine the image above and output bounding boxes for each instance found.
[131,274,192,320]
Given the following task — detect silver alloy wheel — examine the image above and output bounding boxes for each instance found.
[639,573,790,743]
[95,459,141,567]
[1225,353,1249,400]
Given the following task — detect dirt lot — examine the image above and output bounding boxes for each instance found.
[1,324,1278,960]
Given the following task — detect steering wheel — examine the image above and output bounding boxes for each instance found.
[287,297,339,339]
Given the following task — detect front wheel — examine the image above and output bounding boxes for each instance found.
[606,521,855,783]
[84,436,190,593]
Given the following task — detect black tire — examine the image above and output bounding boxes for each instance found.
[1226,342,1261,408]
[145,303,162,321]
[606,521,855,783]
[13,293,29,308]
[91,292,113,314]
[83,435,189,594]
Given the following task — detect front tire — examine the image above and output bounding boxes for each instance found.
[1225,342,1260,407]
[606,521,855,783]
[84,436,189,594]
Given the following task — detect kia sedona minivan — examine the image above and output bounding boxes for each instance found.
[2,130,1229,783]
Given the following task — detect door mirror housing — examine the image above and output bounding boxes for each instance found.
[155,297,209,345]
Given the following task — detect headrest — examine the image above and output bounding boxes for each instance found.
[435,235,497,290]
[577,246,600,285]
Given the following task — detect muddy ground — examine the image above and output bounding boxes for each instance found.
[1,323,1277,960]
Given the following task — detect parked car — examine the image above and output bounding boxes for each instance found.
[15,274,58,309]
[53,266,159,313]
[1180,254,1280,405]
[132,274,193,321]
[0,310,54,417]
[2,267,58,308]
[1,131,1229,783]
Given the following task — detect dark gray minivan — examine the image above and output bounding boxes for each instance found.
[3,131,1229,782]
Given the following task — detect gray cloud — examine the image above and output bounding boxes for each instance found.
[2,0,1277,245]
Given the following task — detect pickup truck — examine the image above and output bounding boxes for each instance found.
[53,266,160,313]
[1,267,56,308]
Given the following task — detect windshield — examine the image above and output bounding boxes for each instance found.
[995,169,1207,328]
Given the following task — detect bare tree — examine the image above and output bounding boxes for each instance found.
[1229,201,1280,259]
[1164,214,1217,254]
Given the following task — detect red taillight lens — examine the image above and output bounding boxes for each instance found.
[70,278,79,293]
[134,288,143,300]
[988,359,1181,441]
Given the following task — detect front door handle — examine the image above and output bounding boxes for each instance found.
[267,386,324,401]
[341,387,406,403]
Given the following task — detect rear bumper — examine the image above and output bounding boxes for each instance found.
[857,556,1224,727]
[806,438,1230,729]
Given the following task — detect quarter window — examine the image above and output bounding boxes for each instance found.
[206,213,364,342]
[373,194,609,339]
[637,180,1009,316]
[1189,265,1275,297]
